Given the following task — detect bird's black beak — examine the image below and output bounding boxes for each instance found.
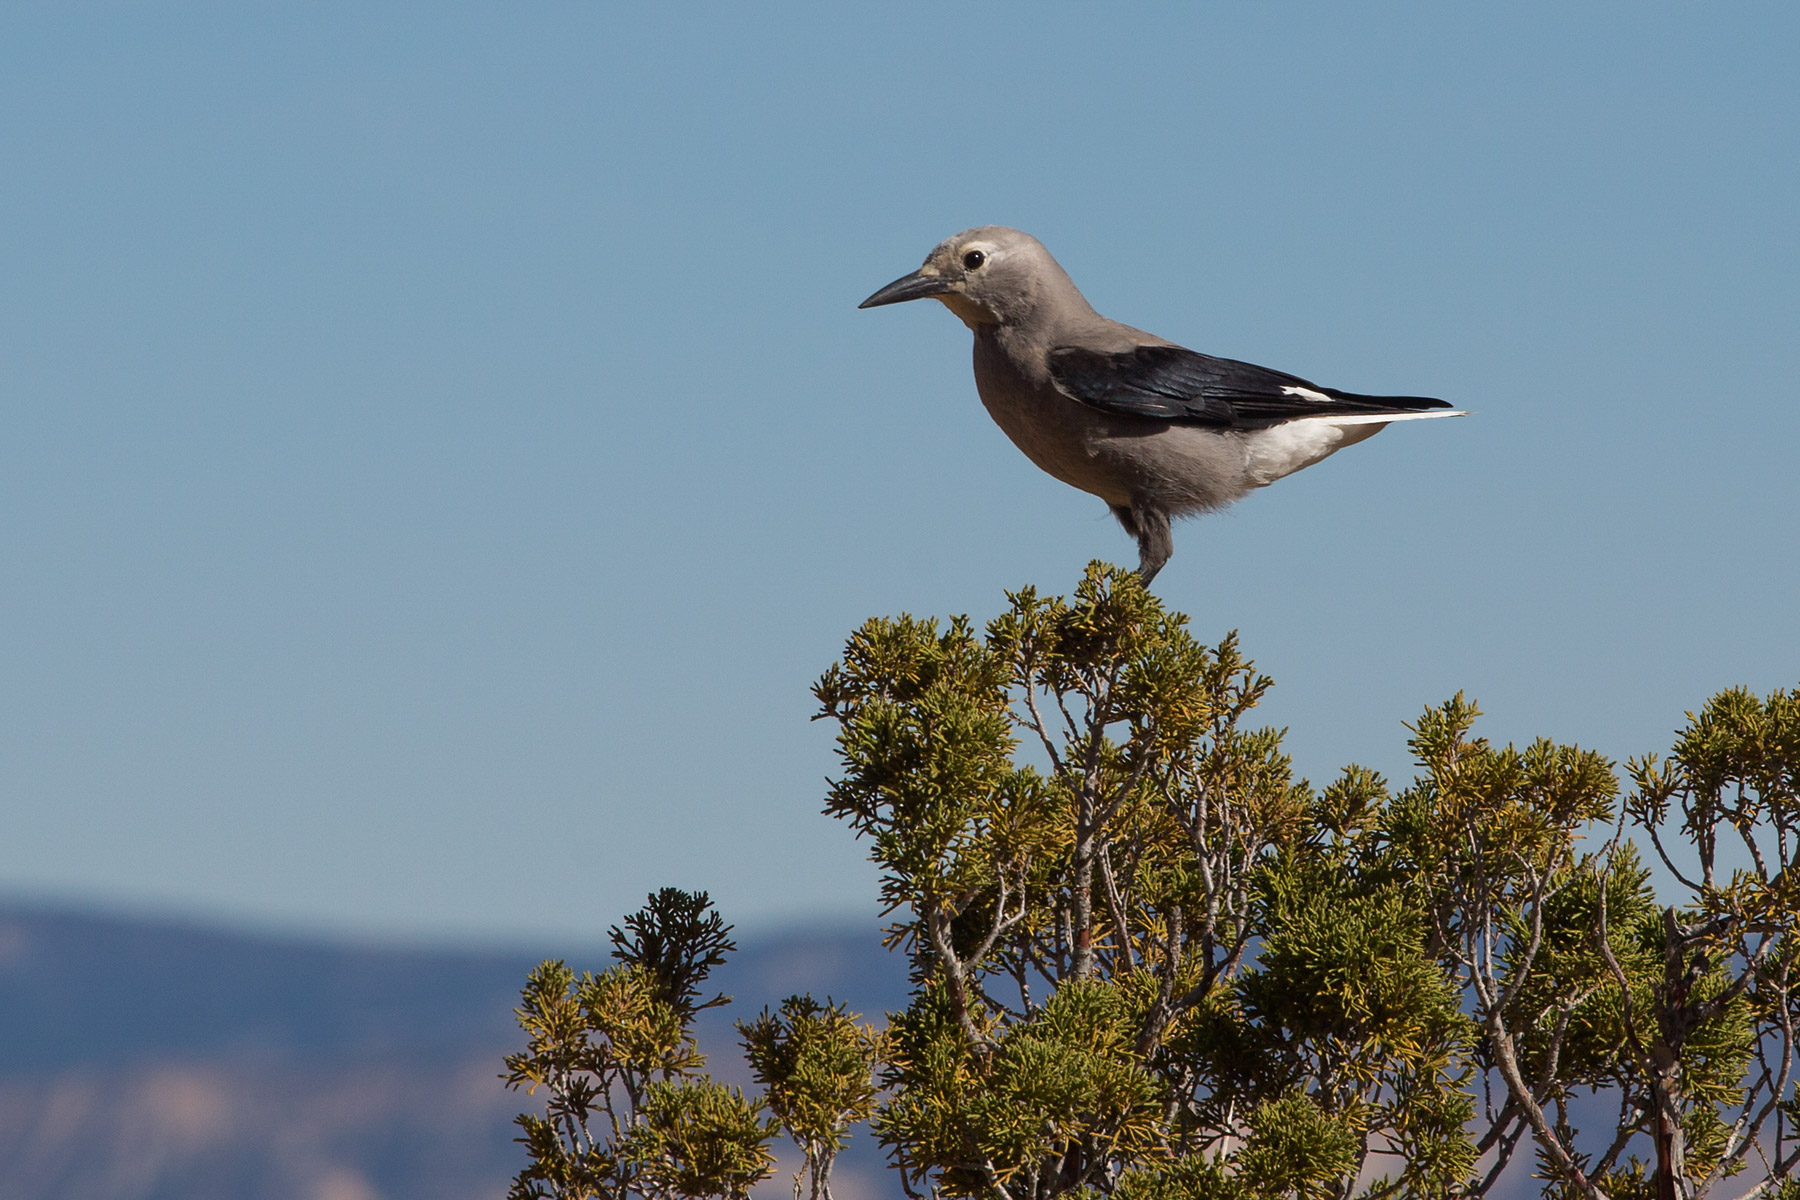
[858,269,955,309]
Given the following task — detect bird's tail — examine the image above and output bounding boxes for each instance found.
[1313,409,1467,424]
[1322,389,1456,412]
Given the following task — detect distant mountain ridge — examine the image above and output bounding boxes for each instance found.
[0,899,907,1200]
[0,903,541,1070]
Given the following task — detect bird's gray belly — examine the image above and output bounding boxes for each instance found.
[973,372,1255,514]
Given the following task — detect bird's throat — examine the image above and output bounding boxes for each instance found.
[935,293,999,330]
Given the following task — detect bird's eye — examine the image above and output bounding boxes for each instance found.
[962,250,986,271]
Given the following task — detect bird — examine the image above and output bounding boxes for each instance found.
[859,226,1463,583]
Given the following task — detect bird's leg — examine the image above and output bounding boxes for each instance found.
[1135,513,1172,584]
[1111,505,1172,585]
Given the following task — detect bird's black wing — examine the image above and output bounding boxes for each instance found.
[1046,344,1451,428]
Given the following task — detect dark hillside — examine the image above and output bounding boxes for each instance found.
[0,901,906,1200]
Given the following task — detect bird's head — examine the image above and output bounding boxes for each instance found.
[859,226,1081,330]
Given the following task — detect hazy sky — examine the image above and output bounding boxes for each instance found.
[3,3,1795,946]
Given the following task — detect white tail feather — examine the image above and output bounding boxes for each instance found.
[1301,410,1469,426]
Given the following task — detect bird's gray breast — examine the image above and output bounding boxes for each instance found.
[969,329,1253,513]
[970,331,1133,504]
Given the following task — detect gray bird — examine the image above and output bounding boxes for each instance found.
[860,227,1463,583]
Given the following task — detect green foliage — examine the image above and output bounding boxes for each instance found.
[621,1080,778,1200]
[611,888,739,1020]
[504,890,777,1200]
[815,565,1481,1199]
[809,567,1800,1198]
[1613,684,1800,1191]
[1104,1157,1244,1200]
[1234,1093,1362,1199]
[878,978,1169,1197]
[508,568,1800,1200]
[739,997,885,1200]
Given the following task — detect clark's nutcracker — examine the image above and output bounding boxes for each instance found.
[860,227,1463,583]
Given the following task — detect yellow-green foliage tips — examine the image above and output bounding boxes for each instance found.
[510,568,1800,1200]
[1235,1094,1362,1200]
[738,997,885,1200]
[620,1081,777,1200]
[504,890,776,1200]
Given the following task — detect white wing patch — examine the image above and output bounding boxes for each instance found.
[1281,385,1336,404]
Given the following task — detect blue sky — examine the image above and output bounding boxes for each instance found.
[2,3,1795,945]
